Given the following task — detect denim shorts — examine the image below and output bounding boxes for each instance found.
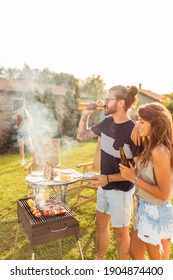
[96,187,134,227]
[136,199,173,253]
[17,131,29,139]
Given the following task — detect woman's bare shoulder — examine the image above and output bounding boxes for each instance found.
[152,145,170,159]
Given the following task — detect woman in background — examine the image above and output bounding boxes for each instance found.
[12,107,33,165]
[119,102,173,260]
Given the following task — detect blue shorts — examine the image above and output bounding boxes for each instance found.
[96,187,134,227]
[17,131,29,139]
[136,199,173,253]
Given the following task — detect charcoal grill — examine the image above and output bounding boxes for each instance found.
[13,195,84,260]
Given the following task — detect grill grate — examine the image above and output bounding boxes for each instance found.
[19,195,76,225]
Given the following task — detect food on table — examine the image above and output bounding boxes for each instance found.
[60,174,70,180]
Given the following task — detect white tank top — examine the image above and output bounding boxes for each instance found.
[135,160,170,205]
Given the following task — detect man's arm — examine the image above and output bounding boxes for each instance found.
[88,173,128,187]
[90,155,140,187]
[11,114,19,128]
[77,111,97,140]
[130,122,142,146]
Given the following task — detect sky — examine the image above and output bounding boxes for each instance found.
[0,0,173,94]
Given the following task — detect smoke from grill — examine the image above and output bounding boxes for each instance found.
[29,101,61,139]
[22,100,77,172]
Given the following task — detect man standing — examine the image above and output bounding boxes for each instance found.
[77,85,142,259]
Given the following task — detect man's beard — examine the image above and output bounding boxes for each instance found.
[104,103,118,116]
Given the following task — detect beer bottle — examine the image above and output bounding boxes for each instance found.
[119,147,130,168]
[77,102,104,111]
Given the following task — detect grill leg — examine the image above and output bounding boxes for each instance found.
[58,239,63,257]
[31,249,35,260]
[13,223,20,259]
[77,240,84,260]
[63,184,67,203]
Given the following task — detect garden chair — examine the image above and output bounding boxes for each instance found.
[24,138,60,196]
[76,137,101,206]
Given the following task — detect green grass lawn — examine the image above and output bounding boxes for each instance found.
[0,139,173,260]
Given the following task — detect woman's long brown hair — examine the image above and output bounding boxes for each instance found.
[138,102,173,169]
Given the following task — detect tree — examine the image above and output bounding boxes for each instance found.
[62,90,79,137]
[80,75,106,101]
[40,68,53,83]
[18,64,33,80]
[3,67,20,79]
[78,75,106,126]
[162,93,173,114]
[0,67,5,77]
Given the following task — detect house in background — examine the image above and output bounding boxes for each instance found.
[127,84,163,121]
[137,83,162,104]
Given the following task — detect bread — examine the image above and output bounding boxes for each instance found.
[60,174,70,180]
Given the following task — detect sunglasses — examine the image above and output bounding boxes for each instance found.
[105,97,119,104]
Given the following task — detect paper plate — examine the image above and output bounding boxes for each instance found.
[82,172,99,179]
[31,171,44,176]
[72,173,82,179]
[60,169,76,174]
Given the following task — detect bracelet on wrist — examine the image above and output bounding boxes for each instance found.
[133,176,138,184]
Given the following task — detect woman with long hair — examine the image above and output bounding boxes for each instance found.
[12,107,33,165]
[119,102,173,260]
